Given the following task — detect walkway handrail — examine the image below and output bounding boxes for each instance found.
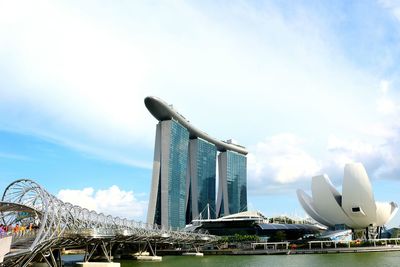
[0,179,218,266]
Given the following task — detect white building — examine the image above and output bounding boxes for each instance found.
[297,163,398,230]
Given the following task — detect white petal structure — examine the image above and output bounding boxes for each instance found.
[297,163,398,229]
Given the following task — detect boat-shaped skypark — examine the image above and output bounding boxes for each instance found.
[144,96,248,155]
[145,96,248,229]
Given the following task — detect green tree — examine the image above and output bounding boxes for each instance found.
[391,228,400,238]
[270,231,286,242]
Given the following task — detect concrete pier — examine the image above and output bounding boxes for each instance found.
[134,255,162,261]
[182,252,204,256]
[76,262,120,267]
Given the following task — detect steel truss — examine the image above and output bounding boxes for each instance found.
[0,179,218,267]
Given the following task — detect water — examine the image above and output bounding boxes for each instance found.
[116,252,400,267]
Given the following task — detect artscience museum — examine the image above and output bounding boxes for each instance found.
[297,163,398,237]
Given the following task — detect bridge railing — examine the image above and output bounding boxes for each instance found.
[0,179,218,267]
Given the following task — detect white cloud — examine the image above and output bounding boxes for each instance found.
[377,97,397,115]
[248,133,321,189]
[380,80,390,94]
[248,127,399,194]
[0,0,399,226]
[376,80,398,115]
[0,1,379,169]
[311,80,399,183]
[0,1,156,167]
[327,135,379,169]
[57,186,147,220]
[379,0,400,21]
[327,135,375,156]
[360,123,397,139]
[376,80,397,115]
[0,152,30,161]
[325,88,400,181]
[320,79,400,182]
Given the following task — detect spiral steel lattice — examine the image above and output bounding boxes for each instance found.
[0,179,217,266]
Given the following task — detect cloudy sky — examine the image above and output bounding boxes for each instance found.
[1,0,400,226]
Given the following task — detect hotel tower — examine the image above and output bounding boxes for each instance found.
[145,96,247,229]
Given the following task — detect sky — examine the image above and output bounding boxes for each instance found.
[1,0,400,226]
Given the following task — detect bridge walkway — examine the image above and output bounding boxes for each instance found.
[0,179,218,267]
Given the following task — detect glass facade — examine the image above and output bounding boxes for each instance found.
[226,151,247,214]
[194,138,217,219]
[167,120,189,228]
[146,97,249,229]
[147,117,247,228]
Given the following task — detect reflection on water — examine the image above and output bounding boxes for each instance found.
[61,252,400,267]
[117,253,400,267]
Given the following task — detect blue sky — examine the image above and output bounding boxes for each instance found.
[1,0,400,226]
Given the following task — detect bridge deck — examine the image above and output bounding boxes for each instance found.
[0,179,218,266]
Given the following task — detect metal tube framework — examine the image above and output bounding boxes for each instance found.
[0,179,217,267]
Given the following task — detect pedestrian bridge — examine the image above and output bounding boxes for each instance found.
[0,179,217,267]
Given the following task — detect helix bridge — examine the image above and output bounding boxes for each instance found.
[0,179,217,267]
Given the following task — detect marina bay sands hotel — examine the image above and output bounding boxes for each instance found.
[145,96,248,229]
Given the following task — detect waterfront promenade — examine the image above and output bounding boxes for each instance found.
[142,238,400,257]
[218,244,400,255]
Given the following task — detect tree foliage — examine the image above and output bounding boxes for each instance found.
[219,234,260,243]
[269,231,287,242]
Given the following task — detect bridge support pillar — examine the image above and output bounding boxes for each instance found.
[134,241,162,261]
[182,244,204,256]
[76,263,120,267]
[79,241,120,267]
[84,240,115,262]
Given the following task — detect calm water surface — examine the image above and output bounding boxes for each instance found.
[116,252,400,267]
